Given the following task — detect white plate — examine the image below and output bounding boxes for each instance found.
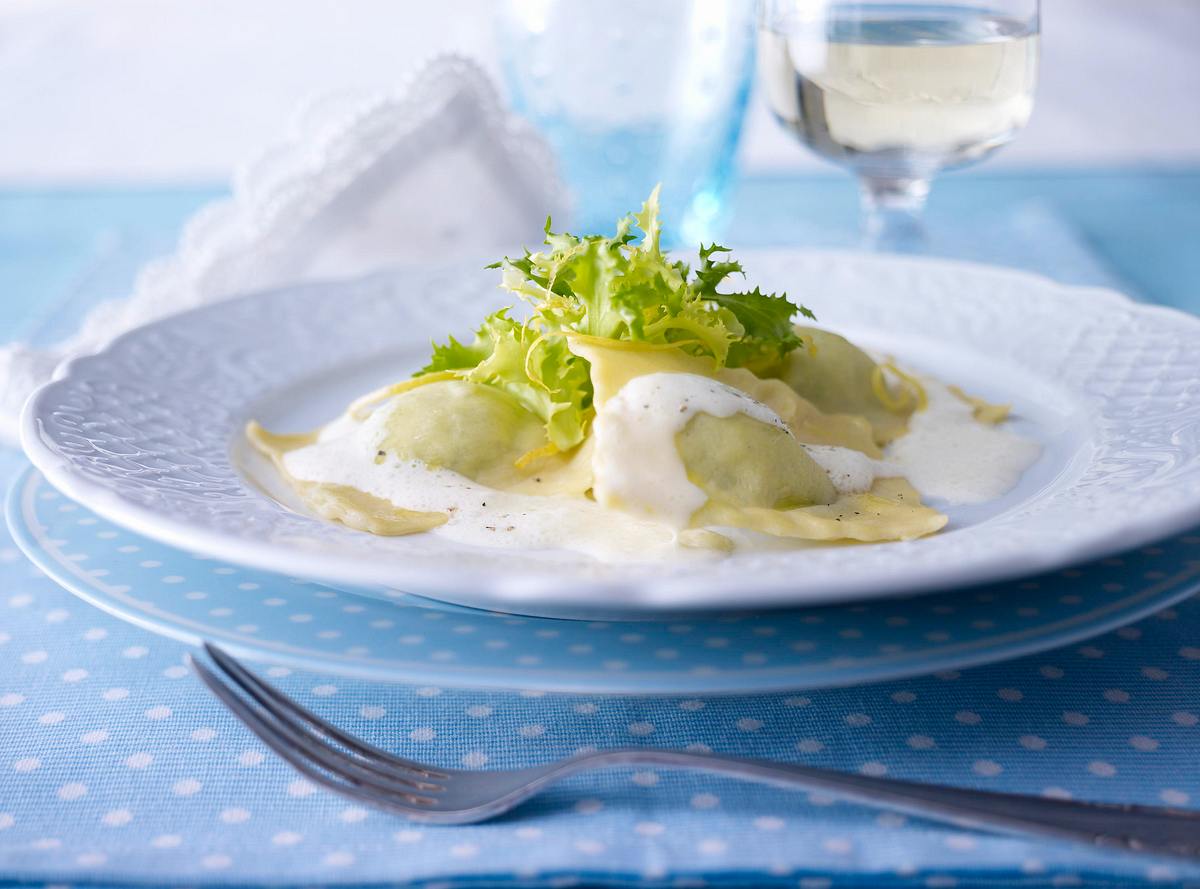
[21,251,1200,617]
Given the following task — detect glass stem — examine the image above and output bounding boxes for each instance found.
[858,175,930,253]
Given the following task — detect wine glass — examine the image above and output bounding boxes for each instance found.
[758,0,1040,251]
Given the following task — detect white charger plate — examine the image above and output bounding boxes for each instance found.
[20,251,1200,617]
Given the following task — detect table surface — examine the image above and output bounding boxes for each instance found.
[1,170,1199,888]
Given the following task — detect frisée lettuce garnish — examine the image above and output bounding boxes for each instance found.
[414,187,814,453]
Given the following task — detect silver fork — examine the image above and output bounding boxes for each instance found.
[190,643,1200,860]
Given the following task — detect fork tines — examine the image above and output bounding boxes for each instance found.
[190,643,447,812]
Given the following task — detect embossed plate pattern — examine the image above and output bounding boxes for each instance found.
[20,251,1200,616]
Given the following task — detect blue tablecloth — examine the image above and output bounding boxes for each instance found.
[1,171,1199,888]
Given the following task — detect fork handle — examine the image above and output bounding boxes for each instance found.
[564,749,1200,860]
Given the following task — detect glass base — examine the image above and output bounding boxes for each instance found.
[859,176,931,253]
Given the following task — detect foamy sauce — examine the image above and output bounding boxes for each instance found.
[802,444,895,495]
[283,398,691,563]
[591,373,787,528]
[885,379,1041,504]
[280,370,1039,561]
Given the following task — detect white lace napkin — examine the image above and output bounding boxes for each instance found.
[0,55,566,445]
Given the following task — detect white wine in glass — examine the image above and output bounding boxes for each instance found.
[758,0,1039,249]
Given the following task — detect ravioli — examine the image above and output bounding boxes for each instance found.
[364,380,591,495]
[693,477,947,543]
[376,380,547,488]
[571,336,883,457]
[719,367,882,457]
[566,336,947,544]
[247,423,447,537]
[568,335,715,406]
[779,326,920,446]
[677,412,837,511]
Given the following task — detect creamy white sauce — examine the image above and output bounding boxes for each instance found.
[885,379,1041,504]
[802,444,895,495]
[278,367,1040,561]
[591,372,787,529]
[282,399,701,563]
